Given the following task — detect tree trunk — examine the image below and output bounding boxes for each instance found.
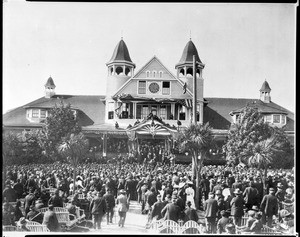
[73,163,76,195]
[194,152,201,210]
[263,167,268,196]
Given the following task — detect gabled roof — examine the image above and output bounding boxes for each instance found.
[203,97,294,131]
[113,56,193,98]
[260,80,271,92]
[3,95,106,127]
[106,39,135,67]
[175,39,203,68]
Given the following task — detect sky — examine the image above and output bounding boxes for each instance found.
[3,2,296,114]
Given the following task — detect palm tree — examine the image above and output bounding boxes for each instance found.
[247,135,280,195]
[57,133,89,194]
[178,122,214,209]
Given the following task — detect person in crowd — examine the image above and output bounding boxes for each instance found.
[48,189,63,207]
[149,194,166,223]
[3,200,15,226]
[216,210,230,234]
[140,182,148,214]
[3,180,17,203]
[275,183,285,210]
[24,187,36,216]
[243,180,259,210]
[260,187,278,227]
[14,200,24,223]
[125,174,136,202]
[230,188,244,227]
[103,188,115,224]
[89,191,106,230]
[116,189,129,228]
[13,179,24,200]
[42,204,60,232]
[184,200,199,223]
[236,210,256,233]
[161,194,181,222]
[203,192,218,233]
[185,181,195,209]
[249,212,263,234]
[26,204,44,224]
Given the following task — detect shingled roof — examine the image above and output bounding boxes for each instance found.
[203,97,294,131]
[3,95,106,127]
[106,39,135,67]
[176,39,202,68]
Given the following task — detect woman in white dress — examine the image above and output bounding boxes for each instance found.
[185,181,196,209]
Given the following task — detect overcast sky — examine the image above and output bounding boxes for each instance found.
[3,2,296,114]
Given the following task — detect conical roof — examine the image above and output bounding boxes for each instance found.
[45,76,56,88]
[107,39,134,64]
[176,40,202,68]
[260,81,271,92]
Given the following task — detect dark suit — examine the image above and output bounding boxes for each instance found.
[161,202,181,222]
[48,195,63,207]
[230,195,244,226]
[150,201,166,220]
[103,192,115,223]
[204,198,218,233]
[24,193,36,215]
[243,187,259,209]
[90,196,106,229]
[125,178,136,201]
[184,207,199,222]
[260,193,278,227]
[42,210,59,232]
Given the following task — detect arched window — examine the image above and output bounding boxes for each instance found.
[159,71,163,78]
[146,71,150,78]
[153,71,157,78]
[115,66,123,75]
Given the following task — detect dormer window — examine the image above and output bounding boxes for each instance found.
[32,109,39,118]
[273,114,280,124]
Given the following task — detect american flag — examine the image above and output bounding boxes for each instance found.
[180,99,193,108]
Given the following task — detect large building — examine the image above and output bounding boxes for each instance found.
[3,38,295,160]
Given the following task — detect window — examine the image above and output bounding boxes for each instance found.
[160,105,166,120]
[153,71,157,78]
[32,109,39,118]
[162,81,170,95]
[273,114,280,123]
[281,115,286,124]
[146,71,150,78]
[265,115,272,123]
[40,110,47,118]
[108,102,114,120]
[141,105,149,119]
[179,105,185,120]
[159,71,163,78]
[138,81,146,94]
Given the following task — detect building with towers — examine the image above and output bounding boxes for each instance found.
[3,37,294,162]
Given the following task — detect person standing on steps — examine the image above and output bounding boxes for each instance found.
[103,188,115,225]
[89,191,106,230]
[116,189,129,228]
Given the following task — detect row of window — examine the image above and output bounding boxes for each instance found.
[138,81,170,95]
[146,71,163,78]
[27,109,47,119]
[264,114,286,124]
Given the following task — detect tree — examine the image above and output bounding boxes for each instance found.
[223,107,272,165]
[177,122,214,209]
[39,100,81,161]
[247,135,282,195]
[57,133,89,194]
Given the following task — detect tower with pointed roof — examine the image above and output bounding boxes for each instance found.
[106,38,136,98]
[45,76,56,98]
[105,38,135,121]
[175,39,205,123]
[260,80,271,103]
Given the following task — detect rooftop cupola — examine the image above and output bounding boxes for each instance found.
[106,38,136,76]
[260,80,271,103]
[45,76,56,98]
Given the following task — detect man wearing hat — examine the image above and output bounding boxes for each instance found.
[149,194,166,222]
[230,188,245,227]
[161,194,181,222]
[243,181,259,210]
[89,191,107,229]
[116,189,129,228]
[260,187,278,227]
[203,192,218,233]
[2,180,17,203]
[48,189,63,207]
[103,188,115,224]
[275,183,285,210]
[24,187,36,216]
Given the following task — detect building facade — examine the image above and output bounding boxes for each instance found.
[3,38,295,161]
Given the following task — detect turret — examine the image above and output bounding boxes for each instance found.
[45,76,56,98]
[260,80,271,103]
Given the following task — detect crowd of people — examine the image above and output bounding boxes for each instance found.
[2,158,295,234]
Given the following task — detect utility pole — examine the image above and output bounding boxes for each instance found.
[192,55,197,124]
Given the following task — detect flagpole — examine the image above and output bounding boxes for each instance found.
[193,55,197,124]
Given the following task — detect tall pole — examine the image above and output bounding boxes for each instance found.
[193,55,197,124]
